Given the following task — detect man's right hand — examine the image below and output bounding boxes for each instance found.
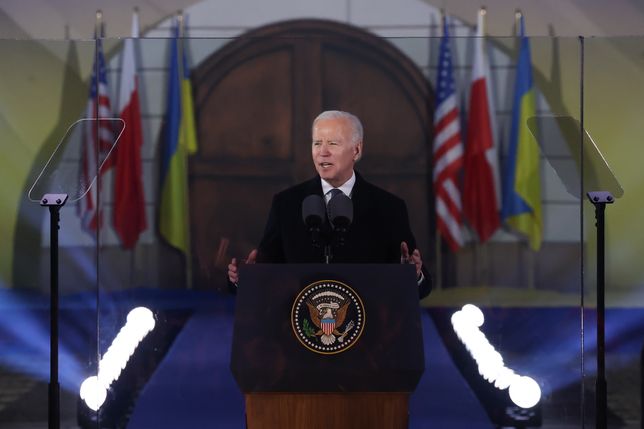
[227,249,258,285]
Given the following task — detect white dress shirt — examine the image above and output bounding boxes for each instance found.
[321,171,356,202]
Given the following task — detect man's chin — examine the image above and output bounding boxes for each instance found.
[317,171,335,181]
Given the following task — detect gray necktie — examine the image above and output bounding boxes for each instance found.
[327,188,342,220]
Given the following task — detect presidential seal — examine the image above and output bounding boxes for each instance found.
[291,280,365,355]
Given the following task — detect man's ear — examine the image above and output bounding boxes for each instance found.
[354,141,363,161]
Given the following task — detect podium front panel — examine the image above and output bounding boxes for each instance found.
[230,264,424,392]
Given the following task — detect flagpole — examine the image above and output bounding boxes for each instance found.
[93,6,102,370]
[433,9,445,290]
[129,6,139,290]
[480,6,493,287]
[96,10,102,36]
[516,10,536,290]
[95,9,108,250]
[479,6,486,34]
[92,12,103,429]
[510,10,537,289]
[513,9,521,89]
[469,7,478,288]
[94,9,102,245]
[470,6,479,289]
[178,11,194,289]
[439,8,445,37]
[127,7,136,290]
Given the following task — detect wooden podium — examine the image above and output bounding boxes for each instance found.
[230,264,425,429]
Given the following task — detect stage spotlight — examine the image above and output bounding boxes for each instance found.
[509,375,541,409]
[79,376,106,412]
[451,304,542,409]
[79,307,155,412]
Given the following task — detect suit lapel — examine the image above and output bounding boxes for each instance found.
[303,176,323,197]
[351,171,373,224]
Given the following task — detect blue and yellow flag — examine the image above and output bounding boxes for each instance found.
[501,16,542,251]
[159,21,198,254]
[181,28,198,156]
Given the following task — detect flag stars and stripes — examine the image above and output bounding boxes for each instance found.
[78,38,115,235]
[432,16,464,252]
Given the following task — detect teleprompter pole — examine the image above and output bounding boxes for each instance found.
[40,193,68,429]
[587,191,614,429]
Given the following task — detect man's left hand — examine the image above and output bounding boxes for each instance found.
[400,241,423,278]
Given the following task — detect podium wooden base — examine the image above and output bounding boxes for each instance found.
[245,392,409,429]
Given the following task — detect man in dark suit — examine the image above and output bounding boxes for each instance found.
[228,110,431,298]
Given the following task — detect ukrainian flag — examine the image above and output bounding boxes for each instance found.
[501,16,542,251]
[181,29,198,156]
[159,21,198,254]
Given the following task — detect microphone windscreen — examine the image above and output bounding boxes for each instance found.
[328,193,353,226]
[302,194,326,227]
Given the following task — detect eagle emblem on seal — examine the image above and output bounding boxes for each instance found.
[306,300,355,345]
[292,280,365,354]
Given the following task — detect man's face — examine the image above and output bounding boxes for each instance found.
[311,117,362,187]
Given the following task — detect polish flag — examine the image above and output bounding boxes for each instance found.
[462,10,501,242]
[113,11,147,248]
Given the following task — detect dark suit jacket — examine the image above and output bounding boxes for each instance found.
[256,172,431,298]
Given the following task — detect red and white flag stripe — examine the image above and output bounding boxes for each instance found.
[433,17,464,251]
[78,39,114,234]
[113,11,147,249]
[462,11,501,242]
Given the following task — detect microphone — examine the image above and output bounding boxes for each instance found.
[327,193,353,247]
[302,195,326,247]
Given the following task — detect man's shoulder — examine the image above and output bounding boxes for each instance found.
[357,175,405,205]
[273,176,320,201]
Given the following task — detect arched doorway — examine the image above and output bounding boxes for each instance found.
[189,19,435,289]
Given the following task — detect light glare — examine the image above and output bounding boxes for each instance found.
[80,307,155,411]
[509,376,541,409]
[451,304,541,409]
[79,376,107,411]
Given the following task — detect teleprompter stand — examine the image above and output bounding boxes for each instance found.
[528,115,622,429]
[27,118,124,429]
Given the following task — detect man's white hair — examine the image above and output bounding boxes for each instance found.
[312,110,364,147]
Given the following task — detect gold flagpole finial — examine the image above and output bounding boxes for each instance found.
[515,9,523,36]
[132,7,140,38]
[177,10,185,37]
[478,6,487,36]
[95,10,103,38]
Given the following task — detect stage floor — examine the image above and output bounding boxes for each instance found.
[0,288,641,428]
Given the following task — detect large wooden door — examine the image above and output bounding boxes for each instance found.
[190,19,434,290]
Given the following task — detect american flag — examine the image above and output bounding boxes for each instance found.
[78,38,115,234]
[433,17,464,251]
